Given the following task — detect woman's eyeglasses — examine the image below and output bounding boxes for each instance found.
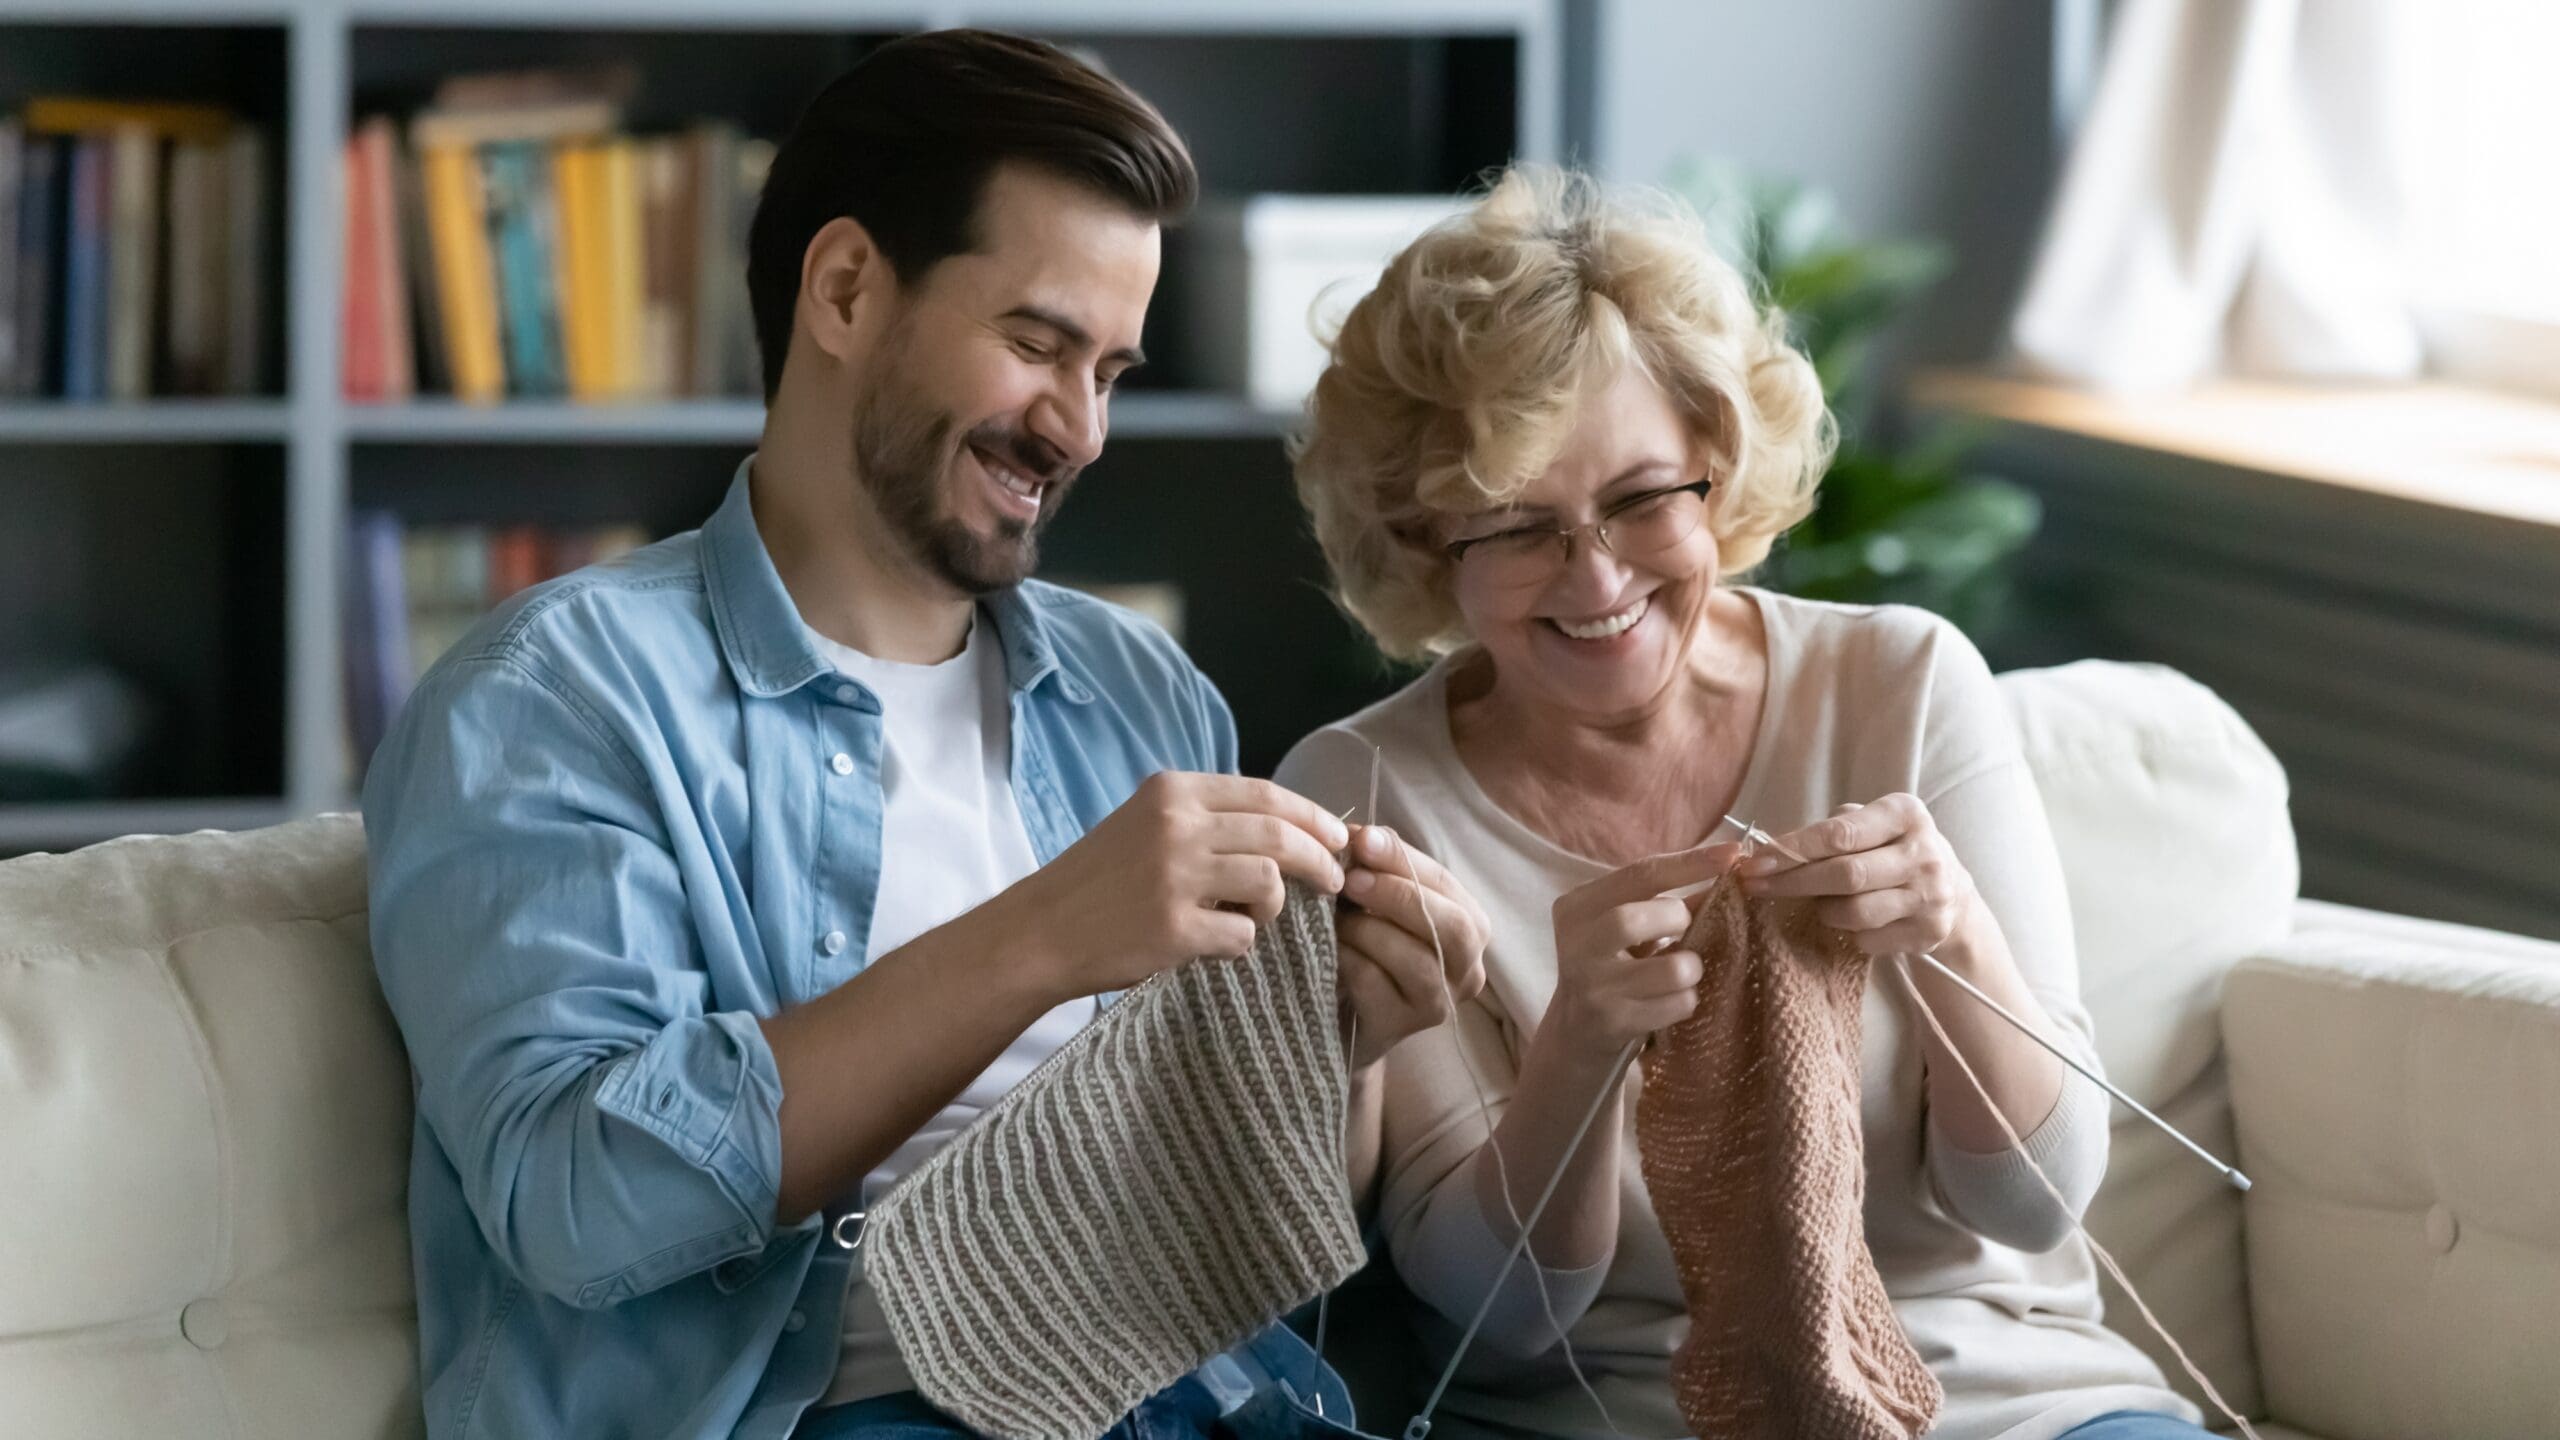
[1442,478,1715,591]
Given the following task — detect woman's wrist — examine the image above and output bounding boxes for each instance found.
[1925,887,2005,976]
[1525,1005,1640,1092]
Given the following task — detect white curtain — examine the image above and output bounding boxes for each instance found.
[2008,0,2424,391]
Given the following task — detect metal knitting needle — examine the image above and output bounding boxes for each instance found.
[1312,748,1387,1412]
[1723,814,2252,1193]
[1367,743,1383,835]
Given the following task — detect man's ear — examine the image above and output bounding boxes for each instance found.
[798,215,893,370]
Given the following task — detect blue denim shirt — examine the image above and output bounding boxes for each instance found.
[363,459,1238,1439]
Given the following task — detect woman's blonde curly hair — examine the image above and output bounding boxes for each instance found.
[1290,164,1835,661]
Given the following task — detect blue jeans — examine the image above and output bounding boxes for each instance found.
[2058,1412,2221,1439]
[793,1323,1366,1439]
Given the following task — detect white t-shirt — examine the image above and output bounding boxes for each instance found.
[808,613,1100,1408]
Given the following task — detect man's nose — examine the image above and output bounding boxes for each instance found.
[1031,377,1106,472]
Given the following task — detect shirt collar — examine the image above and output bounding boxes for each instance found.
[701,455,1091,704]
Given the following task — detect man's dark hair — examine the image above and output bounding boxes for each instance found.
[746,29,1197,402]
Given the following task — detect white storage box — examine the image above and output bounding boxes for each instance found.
[1171,195,1465,411]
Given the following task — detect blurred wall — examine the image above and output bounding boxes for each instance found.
[1576,0,2060,371]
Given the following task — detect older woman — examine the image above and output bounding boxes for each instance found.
[1278,166,2212,1440]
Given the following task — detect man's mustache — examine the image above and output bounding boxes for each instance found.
[963,423,1076,489]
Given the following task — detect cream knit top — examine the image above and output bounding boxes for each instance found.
[1274,589,2197,1440]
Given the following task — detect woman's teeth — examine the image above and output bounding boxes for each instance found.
[1554,596,1648,640]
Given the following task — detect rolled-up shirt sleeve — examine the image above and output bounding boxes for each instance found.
[365,653,785,1310]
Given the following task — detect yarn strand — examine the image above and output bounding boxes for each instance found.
[1889,956,2262,1440]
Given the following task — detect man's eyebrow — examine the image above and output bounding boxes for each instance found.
[1000,304,1146,369]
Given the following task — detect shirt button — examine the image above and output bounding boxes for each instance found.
[820,930,846,956]
[180,1298,229,1350]
[835,682,859,704]
[784,1309,808,1333]
[829,752,854,776]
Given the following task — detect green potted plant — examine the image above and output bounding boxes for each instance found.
[1669,160,2041,644]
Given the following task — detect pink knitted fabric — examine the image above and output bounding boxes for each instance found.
[1634,878,1942,1439]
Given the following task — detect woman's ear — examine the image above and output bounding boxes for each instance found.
[798,215,892,370]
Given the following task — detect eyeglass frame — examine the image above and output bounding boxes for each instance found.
[1439,476,1717,572]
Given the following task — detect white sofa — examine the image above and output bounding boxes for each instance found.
[1,661,2552,1439]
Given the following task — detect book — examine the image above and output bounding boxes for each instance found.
[598,138,642,399]
[685,121,739,400]
[344,509,414,767]
[104,124,159,400]
[162,137,225,395]
[60,136,107,401]
[344,117,421,402]
[400,525,490,688]
[0,122,19,391]
[639,136,686,398]
[418,138,505,403]
[724,138,774,396]
[24,97,231,145]
[361,518,658,739]
[409,64,630,150]
[393,136,450,396]
[481,141,565,398]
[487,525,546,602]
[361,117,412,400]
[220,125,266,395]
[341,126,382,399]
[11,135,57,396]
[552,140,603,400]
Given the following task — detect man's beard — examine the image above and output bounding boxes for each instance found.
[849,369,1077,596]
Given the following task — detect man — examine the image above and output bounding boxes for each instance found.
[364,30,1487,1440]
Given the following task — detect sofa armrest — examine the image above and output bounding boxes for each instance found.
[2222,902,2560,1440]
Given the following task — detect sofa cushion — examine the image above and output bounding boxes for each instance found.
[2225,907,2560,1440]
[2002,660,2298,1418]
[0,815,418,1439]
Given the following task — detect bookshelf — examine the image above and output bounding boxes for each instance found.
[0,0,1562,852]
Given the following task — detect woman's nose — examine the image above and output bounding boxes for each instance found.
[1545,530,1634,606]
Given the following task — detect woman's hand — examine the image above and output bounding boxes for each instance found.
[1740,795,1985,958]
[1539,842,1745,1066]
[1336,825,1490,1069]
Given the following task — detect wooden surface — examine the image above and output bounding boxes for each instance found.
[1910,369,2560,531]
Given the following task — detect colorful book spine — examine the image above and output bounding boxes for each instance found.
[360,118,413,401]
[60,137,107,401]
[344,509,415,769]
[394,136,450,397]
[598,138,642,400]
[418,139,505,404]
[341,127,382,400]
[482,142,565,398]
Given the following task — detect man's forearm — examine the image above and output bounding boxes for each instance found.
[758,898,1069,1224]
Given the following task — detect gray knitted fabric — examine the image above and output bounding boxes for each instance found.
[863,881,1365,1440]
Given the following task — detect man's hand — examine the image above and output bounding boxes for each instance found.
[1336,825,1489,1069]
[990,771,1350,1001]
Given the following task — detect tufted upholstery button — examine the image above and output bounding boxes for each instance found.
[2424,1203,2459,1253]
[180,1298,229,1350]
